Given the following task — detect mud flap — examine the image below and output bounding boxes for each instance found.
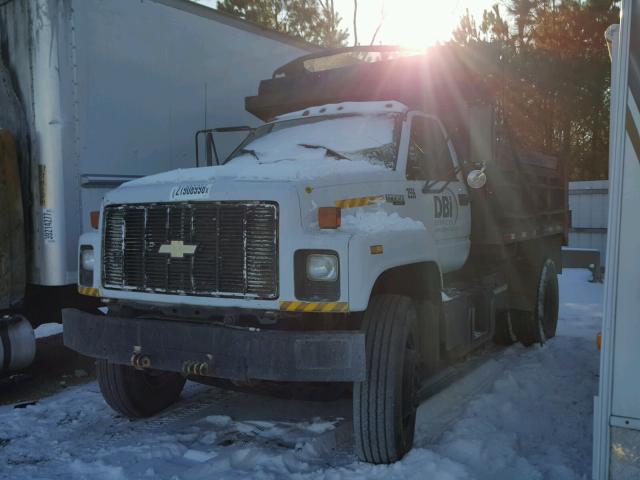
[0,130,26,309]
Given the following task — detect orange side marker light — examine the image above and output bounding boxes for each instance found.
[319,207,341,229]
[90,211,100,230]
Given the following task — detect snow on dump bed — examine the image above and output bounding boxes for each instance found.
[0,269,602,480]
[123,113,398,187]
[341,210,426,234]
[275,101,408,121]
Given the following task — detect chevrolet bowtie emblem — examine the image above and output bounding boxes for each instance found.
[158,240,197,258]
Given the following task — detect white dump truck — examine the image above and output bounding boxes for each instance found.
[593,4,640,478]
[63,46,568,463]
[0,0,313,373]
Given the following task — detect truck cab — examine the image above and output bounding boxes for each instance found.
[63,47,566,464]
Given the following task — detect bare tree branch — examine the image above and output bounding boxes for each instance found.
[370,5,385,46]
[370,23,382,45]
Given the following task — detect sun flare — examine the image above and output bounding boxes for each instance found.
[340,0,488,49]
[379,1,460,47]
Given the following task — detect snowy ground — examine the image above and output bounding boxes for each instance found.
[0,269,603,480]
[34,323,64,339]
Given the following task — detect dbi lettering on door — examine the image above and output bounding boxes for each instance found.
[434,195,453,219]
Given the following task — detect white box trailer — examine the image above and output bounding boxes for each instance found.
[593,3,640,478]
[0,0,314,325]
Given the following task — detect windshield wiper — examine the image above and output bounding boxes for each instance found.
[297,143,350,160]
[239,148,260,160]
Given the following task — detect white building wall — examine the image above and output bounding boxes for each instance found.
[1,0,315,286]
[568,180,609,261]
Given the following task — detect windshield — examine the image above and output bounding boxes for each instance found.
[226,113,401,169]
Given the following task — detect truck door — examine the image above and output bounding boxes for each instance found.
[404,113,471,271]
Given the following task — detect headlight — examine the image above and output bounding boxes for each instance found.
[295,250,340,301]
[306,254,338,282]
[81,248,95,271]
[79,245,95,287]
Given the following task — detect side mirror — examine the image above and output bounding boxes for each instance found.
[467,169,487,189]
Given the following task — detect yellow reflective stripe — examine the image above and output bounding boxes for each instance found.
[288,301,302,312]
[321,303,336,313]
[78,286,100,297]
[279,301,349,313]
[303,302,319,312]
[335,196,383,209]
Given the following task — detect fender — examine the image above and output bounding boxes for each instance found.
[347,228,442,311]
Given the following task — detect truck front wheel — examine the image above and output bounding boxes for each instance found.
[353,295,418,464]
[512,258,559,346]
[97,360,186,418]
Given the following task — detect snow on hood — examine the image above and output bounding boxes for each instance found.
[121,156,387,188]
[341,210,426,234]
[122,114,396,188]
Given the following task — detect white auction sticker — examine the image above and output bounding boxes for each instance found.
[42,208,55,243]
[170,184,211,200]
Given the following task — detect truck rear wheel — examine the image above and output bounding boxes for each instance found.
[97,360,186,418]
[353,295,418,464]
[512,258,559,346]
[537,258,559,340]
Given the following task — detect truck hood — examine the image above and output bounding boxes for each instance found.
[103,155,402,234]
[118,153,392,190]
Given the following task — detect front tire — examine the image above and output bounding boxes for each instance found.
[97,360,186,418]
[353,295,419,464]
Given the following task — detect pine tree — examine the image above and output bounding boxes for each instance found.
[453,1,620,180]
[506,0,537,47]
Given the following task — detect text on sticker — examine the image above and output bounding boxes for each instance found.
[170,184,212,200]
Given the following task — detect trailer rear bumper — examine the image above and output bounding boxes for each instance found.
[62,309,366,382]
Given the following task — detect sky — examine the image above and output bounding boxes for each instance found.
[195,1,497,48]
[333,0,495,47]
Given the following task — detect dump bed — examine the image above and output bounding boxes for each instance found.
[246,46,493,122]
[471,147,568,245]
[245,46,568,246]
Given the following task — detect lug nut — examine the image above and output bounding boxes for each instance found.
[130,352,152,370]
[182,360,209,376]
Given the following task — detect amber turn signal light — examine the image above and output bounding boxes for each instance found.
[318,207,341,229]
[90,211,100,230]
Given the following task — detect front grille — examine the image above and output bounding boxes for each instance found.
[102,202,278,299]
